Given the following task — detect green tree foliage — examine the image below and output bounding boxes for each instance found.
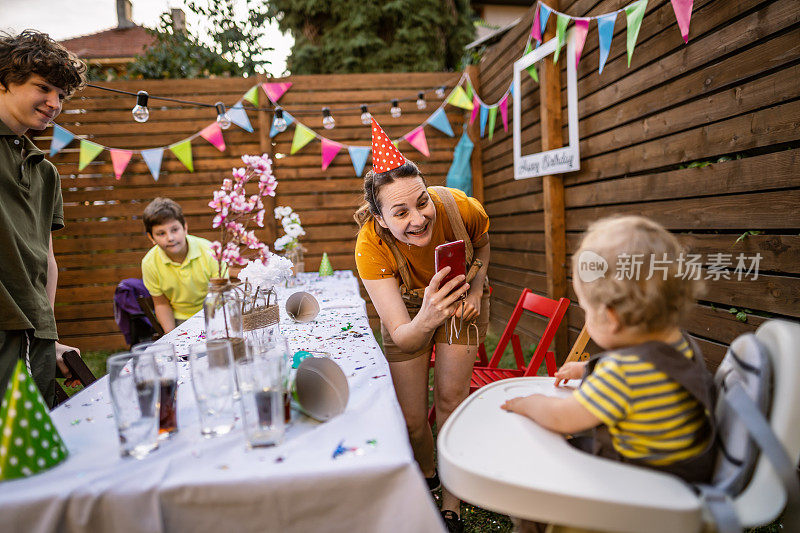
[124,0,272,80]
[267,0,475,74]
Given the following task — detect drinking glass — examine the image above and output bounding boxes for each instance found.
[107,351,160,459]
[253,333,292,424]
[237,342,286,447]
[188,340,237,437]
[132,341,179,438]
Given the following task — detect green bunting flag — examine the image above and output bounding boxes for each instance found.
[625,0,648,67]
[523,41,539,82]
[0,360,69,481]
[291,124,315,155]
[464,80,473,100]
[447,86,474,110]
[487,107,498,141]
[243,86,259,106]
[318,252,333,276]
[169,140,194,172]
[554,13,569,64]
[522,42,539,83]
[78,140,104,171]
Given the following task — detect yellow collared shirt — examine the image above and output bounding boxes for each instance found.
[141,234,225,319]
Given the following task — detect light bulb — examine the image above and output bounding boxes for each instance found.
[322,107,335,130]
[435,86,446,98]
[273,107,287,132]
[360,105,372,125]
[390,99,401,118]
[132,90,149,122]
[215,102,231,129]
[416,92,426,110]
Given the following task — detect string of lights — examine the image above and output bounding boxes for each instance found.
[84,81,459,127]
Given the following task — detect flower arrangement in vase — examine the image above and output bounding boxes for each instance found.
[273,206,306,274]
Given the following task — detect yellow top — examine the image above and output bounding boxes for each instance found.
[574,337,711,466]
[354,187,489,289]
[141,234,225,319]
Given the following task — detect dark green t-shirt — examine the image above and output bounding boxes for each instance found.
[0,120,64,339]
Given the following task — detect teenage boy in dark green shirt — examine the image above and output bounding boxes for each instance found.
[0,30,86,407]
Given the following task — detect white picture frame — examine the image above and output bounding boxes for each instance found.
[512,31,580,179]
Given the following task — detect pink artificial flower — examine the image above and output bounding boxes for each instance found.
[230,191,248,213]
[212,214,224,229]
[232,167,247,181]
[255,209,265,228]
[222,178,233,192]
[209,241,223,261]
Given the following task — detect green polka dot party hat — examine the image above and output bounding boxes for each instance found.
[318,252,333,277]
[0,359,68,481]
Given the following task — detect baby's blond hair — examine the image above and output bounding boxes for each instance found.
[572,216,703,332]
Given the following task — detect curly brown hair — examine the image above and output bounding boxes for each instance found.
[0,30,86,96]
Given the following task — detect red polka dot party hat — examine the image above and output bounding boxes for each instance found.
[370,117,406,173]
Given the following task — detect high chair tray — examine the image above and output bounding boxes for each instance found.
[437,377,703,533]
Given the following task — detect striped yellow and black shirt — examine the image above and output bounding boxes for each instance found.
[574,338,710,466]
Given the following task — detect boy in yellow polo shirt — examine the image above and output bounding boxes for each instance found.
[141,198,224,333]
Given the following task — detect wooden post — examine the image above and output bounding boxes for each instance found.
[466,65,484,203]
[538,5,569,362]
[256,74,278,247]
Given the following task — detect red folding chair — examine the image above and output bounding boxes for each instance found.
[429,288,570,424]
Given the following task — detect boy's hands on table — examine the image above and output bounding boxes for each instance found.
[554,361,588,387]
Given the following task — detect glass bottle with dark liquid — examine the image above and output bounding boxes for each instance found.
[158,378,178,435]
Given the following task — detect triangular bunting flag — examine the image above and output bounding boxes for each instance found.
[0,360,69,481]
[78,139,104,171]
[404,127,430,158]
[141,148,164,181]
[487,107,498,141]
[320,138,342,170]
[670,0,693,43]
[523,41,539,82]
[109,149,133,180]
[228,103,253,133]
[49,124,74,156]
[243,86,259,106]
[554,13,569,63]
[625,0,648,67]
[348,146,371,177]
[574,18,590,68]
[371,118,406,172]
[199,123,226,152]
[447,86,474,110]
[531,4,542,42]
[290,123,315,155]
[539,4,552,37]
[464,80,473,100]
[499,95,509,132]
[597,13,617,75]
[428,108,454,137]
[469,96,480,126]
[445,132,474,196]
[261,82,292,103]
[270,110,294,138]
[479,105,489,138]
[169,140,194,172]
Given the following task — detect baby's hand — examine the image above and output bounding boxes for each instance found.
[501,394,538,417]
[554,361,588,387]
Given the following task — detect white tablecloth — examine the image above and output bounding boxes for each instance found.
[0,271,444,533]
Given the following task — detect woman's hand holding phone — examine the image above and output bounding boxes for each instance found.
[418,267,469,328]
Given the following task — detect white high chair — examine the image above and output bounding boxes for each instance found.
[437,320,800,533]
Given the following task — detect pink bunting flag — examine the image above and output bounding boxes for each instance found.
[404,127,430,158]
[573,18,590,68]
[110,149,133,180]
[200,123,226,152]
[321,138,343,170]
[670,0,693,43]
[499,94,509,132]
[531,4,542,42]
[261,82,292,103]
[469,95,480,126]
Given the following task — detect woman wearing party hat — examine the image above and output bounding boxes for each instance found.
[354,118,491,532]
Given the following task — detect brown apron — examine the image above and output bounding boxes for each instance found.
[577,337,717,484]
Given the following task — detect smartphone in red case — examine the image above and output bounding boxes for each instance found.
[434,240,466,288]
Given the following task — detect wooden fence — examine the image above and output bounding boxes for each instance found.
[476,0,800,368]
[41,72,461,351]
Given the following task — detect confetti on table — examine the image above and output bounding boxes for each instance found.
[366,439,377,447]
[341,322,353,331]
[71,419,81,425]
[332,440,362,459]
